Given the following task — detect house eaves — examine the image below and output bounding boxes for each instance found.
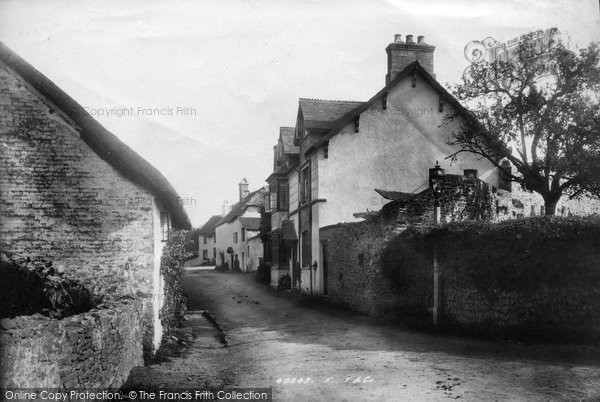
[305,61,483,156]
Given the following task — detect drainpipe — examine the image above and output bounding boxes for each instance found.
[311,261,318,296]
[433,200,441,326]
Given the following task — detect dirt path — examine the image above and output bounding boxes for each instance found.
[128,270,600,401]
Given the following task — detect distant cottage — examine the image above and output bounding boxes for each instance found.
[198,214,223,264]
[0,42,190,357]
[210,179,267,272]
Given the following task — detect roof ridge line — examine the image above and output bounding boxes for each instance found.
[299,97,365,103]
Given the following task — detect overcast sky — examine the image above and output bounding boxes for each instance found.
[1,0,599,226]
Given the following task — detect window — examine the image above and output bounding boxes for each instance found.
[203,236,207,244]
[213,247,216,259]
[301,230,311,267]
[233,232,238,243]
[264,194,271,213]
[160,212,169,242]
[300,166,310,204]
[202,250,208,260]
[269,181,277,211]
[277,181,289,211]
[241,228,246,242]
[464,169,478,179]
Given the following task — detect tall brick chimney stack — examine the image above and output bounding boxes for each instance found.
[238,178,249,201]
[385,34,435,84]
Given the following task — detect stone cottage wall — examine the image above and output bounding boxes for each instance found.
[0,62,156,301]
[0,56,163,380]
[0,299,145,388]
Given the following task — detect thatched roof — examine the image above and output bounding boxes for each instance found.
[0,42,190,229]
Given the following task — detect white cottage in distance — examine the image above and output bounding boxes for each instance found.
[212,179,267,272]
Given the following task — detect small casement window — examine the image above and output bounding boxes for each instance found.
[299,166,311,204]
[160,211,169,242]
[202,250,208,260]
[203,236,208,244]
[233,232,238,243]
[464,169,478,179]
[277,181,289,211]
[241,228,246,242]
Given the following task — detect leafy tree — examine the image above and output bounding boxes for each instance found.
[446,32,600,215]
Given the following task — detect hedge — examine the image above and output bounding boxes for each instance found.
[385,216,600,293]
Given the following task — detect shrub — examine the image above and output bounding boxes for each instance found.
[277,274,291,291]
[255,263,271,285]
[0,252,94,319]
[160,230,189,337]
[215,262,230,272]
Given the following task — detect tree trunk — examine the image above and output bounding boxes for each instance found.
[543,195,559,216]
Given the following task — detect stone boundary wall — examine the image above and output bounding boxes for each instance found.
[322,219,600,343]
[442,283,600,342]
[320,220,400,317]
[0,299,146,388]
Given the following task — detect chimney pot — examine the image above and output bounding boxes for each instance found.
[238,178,249,202]
[385,32,435,84]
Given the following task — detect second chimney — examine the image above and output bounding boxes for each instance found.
[238,178,249,202]
[385,34,435,84]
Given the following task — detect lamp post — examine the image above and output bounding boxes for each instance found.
[429,161,445,326]
[429,161,445,224]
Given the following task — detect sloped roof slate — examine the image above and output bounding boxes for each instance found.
[238,217,261,231]
[216,187,268,226]
[198,215,223,236]
[280,127,298,154]
[299,98,365,129]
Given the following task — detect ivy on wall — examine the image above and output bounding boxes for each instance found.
[159,230,189,337]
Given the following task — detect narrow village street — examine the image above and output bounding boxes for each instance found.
[127,269,600,401]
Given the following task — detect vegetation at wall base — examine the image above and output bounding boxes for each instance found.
[0,252,95,319]
[159,230,189,338]
[277,274,291,291]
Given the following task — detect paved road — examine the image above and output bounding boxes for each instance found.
[130,270,600,401]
